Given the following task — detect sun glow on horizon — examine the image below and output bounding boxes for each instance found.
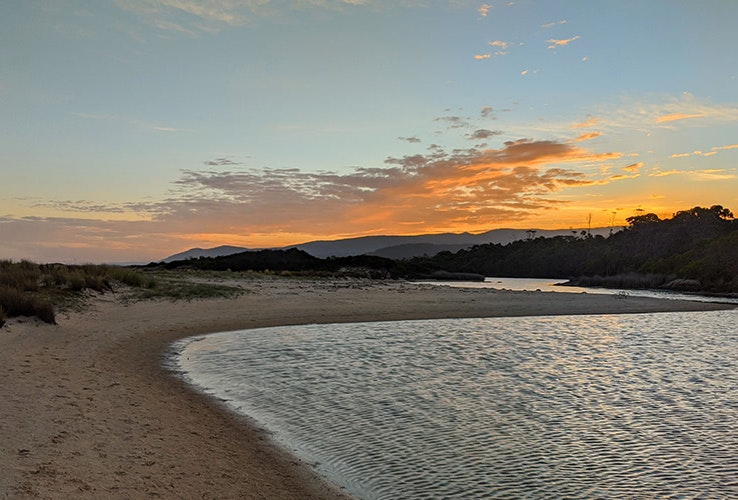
[1,1,736,263]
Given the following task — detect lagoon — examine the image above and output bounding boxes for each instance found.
[422,276,738,304]
[173,310,737,499]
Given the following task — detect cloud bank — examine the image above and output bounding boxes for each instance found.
[2,137,624,261]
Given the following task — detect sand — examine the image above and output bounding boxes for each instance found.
[0,277,733,499]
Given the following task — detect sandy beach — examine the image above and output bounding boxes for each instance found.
[1,277,733,499]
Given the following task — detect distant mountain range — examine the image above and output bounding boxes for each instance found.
[160,227,614,263]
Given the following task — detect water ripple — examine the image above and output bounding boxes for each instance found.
[174,310,738,499]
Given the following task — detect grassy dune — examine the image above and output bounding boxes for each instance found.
[0,260,243,326]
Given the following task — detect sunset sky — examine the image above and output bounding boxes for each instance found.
[2,1,737,263]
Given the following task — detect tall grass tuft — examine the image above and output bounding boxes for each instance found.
[0,261,244,323]
[0,261,159,323]
[0,259,41,291]
[0,285,56,324]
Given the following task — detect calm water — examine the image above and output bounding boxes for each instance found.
[422,277,738,304]
[173,310,738,499]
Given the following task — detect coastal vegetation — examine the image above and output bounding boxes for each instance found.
[422,204,737,294]
[0,261,242,325]
[2,204,734,325]
[155,204,737,295]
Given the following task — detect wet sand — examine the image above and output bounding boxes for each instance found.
[0,277,733,499]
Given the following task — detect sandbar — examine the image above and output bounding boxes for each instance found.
[0,277,733,498]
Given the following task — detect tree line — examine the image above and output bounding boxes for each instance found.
[412,205,736,293]
[156,204,737,294]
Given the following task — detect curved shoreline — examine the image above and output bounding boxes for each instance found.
[1,278,734,498]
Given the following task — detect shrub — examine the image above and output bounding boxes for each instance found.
[102,266,148,287]
[0,304,6,327]
[0,285,56,324]
[34,301,56,324]
[0,262,40,291]
[67,272,86,292]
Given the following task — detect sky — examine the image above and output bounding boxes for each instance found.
[1,0,737,263]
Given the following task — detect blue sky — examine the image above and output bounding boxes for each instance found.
[2,0,737,262]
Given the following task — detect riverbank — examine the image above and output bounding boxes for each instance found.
[1,277,733,498]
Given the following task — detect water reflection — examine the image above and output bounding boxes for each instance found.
[421,277,738,304]
[175,310,738,499]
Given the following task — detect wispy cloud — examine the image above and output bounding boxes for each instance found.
[649,94,738,127]
[480,106,495,119]
[151,125,186,132]
[116,0,251,28]
[73,112,186,133]
[434,115,473,129]
[608,173,639,181]
[649,168,736,180]
[398,136,422,143]
[589,93,738,133]
[467,129,503,140]
[575,132,601,142]
[656,112,707,124]
[547,35,580,49]
[474,53,491,60]
[669,148,720,158]
[669,144,738,158]
[622,162,644,172]
[115,0,391,32]
[573,116,599,128]
[204,157,242,166]
[484,40,518,57]
[478,4,492,17]
[30,200,129,214]
[541,20,567,29]
[489,40,509,50]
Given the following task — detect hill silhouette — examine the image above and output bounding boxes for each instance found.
[153,204,737,294]
[419,204,737,294]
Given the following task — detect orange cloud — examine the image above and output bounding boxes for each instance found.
[713,144,738,151]
[474,53,491,60]
[608,174,639,181]
[573,117,599,128]
[649,169,681,177]
[622,162,644,172]
[649,168,736,180]
[547,35,580,48]
[656,112,707,123]
[154,139,622,239]
[575,131,601,142]
[670,148,725,158]
[3,137,633,262]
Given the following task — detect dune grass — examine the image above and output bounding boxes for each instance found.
[124,269,245,302]
[0,260,242,326]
